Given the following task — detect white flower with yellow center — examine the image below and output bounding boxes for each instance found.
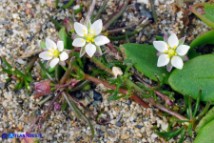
[39,38,69,68]
[72,19,110,57]
[153,33,190,71]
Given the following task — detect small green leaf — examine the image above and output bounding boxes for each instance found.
[190,30,214,49]
[157,128,184,141]
[194,119,214,143]
[121,43,169,83]
[191,3,214,29]
[189,30,214,58]
[169,54,214,101]
[61,102,68,111]
[62,0,74,9]
[196,106,214,133]
[51,18,63,31]
[40,40,46,49]
[59,27,72,49]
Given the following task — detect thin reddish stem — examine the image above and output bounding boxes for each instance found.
[84,74,149,108]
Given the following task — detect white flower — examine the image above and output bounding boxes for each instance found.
[39,38,69,68]
[153,33,190,71]
[112,66,123,78]
[72,19,110,57]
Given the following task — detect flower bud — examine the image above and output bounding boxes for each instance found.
[54,102,61,111]
[112,66,123,78]
[34,80,51,98]
[63,18,73,33]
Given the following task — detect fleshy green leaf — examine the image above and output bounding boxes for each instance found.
[189,30,214,58]
[59,27,72,49]
[169,54,214,101]
[190,30,214,49]
[196,106,214,133]
[194,119,214,143]
[121,43,169,83]
[191,3,214,29]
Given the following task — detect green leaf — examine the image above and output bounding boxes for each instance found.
[157,127,184,141]
[62,0,74,9]
[191,3,214,29]
[169,54,214,101]
[189,30,214,58]
[51,18,63,31]
[121,43,169,83]
[194,119,214,143]
[59,27,72,49]
[196,106,214,133]
[40,40,46,49]
[190,30,214,49]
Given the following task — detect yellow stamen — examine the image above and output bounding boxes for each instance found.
[48,48,60,57]
[84,31,95,43]
[165,48,177,58]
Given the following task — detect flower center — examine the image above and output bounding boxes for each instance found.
[85,33,95,43]
[165,48,177,58]
[49,48,60,57]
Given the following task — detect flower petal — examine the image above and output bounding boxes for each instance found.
[72,38,86,47]
[168,33,179,48]
[171,56,183,69]
[85,43,96,57]
[90,19,103,35]
[166,64,173,72]
[179,37,186,45]
[57,41,64,51]
[46,38,57,49]
[153,41,168,52]
[94,35,110,46]
[59,51,69,61]
[80,47,86,57]
[96,46,102,55]
[49,58,59,68]
[39,51,53,60]
[157,54,170,67]
[176,45,190,56]
[74,22,88,37]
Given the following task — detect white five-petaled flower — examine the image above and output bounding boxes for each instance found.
[39,38,69,68]
[153,33,190,71]
[72,19,110,57]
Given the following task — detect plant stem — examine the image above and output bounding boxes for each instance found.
[92,0,108,21]
[84,74,149,108]
[107,18,147,34]
[108,24,137,33]
[38,61,54,81]
[134,73,173,105]
[60,60,72,84]
[148,98,188,120]
[155,91,173,106]
[69,80,89,92]
[90,57,114,76]
[196,102,211,121]
[86,0,96,22]
[38,95,54,106]
[84,74,188,120]
[149,0,157,23]
[103,1,129,31]
[62,92,95,137]
[25,56,38,73]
